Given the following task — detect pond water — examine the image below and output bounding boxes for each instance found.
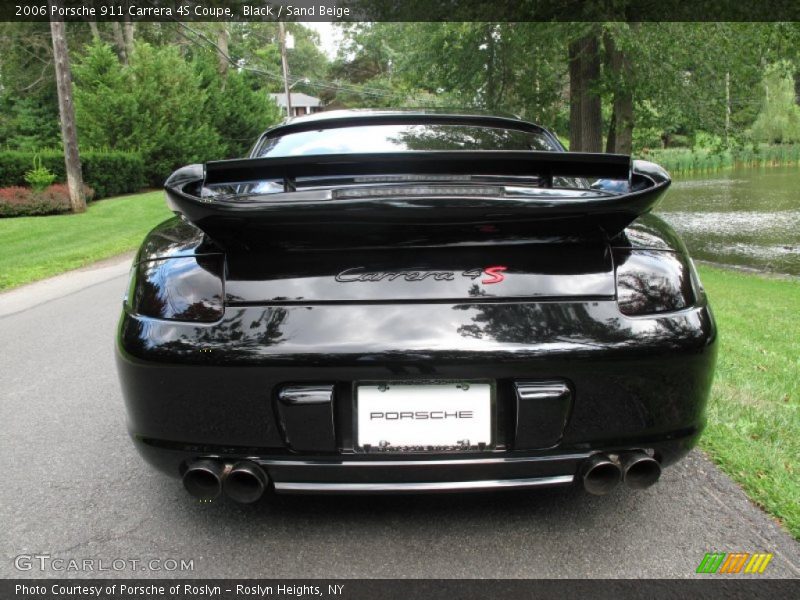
[655,166,800,276]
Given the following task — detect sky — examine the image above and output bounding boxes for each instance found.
[301,22,343,59]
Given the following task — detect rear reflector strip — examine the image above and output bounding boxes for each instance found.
[273,475,575,494]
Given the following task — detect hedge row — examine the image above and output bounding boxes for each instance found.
[0,184,96,217]
[0,150,146,199]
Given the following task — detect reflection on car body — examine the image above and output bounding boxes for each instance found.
[117,110,716,503]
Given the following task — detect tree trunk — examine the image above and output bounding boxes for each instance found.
[614,90,634,155]
[569,31,602,152]
[604,32,634,155]
[725,71,731,147]
[795,70,800,104]
[606,106,617,154]
[568,39,583,151]
[49,13,86,213]
[88,22,100,41]
[485,24,496,109]
[112,21,127,64]
[217,24,230,81]
[580,34,602,152]
[123,18,135,61]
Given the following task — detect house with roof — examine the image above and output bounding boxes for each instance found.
[269,92,324,117]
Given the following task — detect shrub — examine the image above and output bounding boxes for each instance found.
[0,149,145,199]
[0,183,95,217]
[0,185,31,217]
[72,41,281,184]
[24,155,57,191]
[79,150,146,198]
[74,41,221,186]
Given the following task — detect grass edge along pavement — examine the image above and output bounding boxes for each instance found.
[697,265,799,540]
[0,190,169,290]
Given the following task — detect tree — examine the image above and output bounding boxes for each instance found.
[195,53,282,158]
[750,63,800,143]
[0,23,61,150]
[568,27,602,152]
[74,41,220,185]
[603,25,634,154]
[215,23,229,79]
[49,15,86,213]
[108,17,135,64]
[229,22,330,95]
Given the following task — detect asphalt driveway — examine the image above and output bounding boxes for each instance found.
[1,258,798,579]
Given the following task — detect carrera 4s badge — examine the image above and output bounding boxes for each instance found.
[336,266,507,284]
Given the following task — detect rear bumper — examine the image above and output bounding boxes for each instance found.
[131,434,699,494]
[117,299,716,488]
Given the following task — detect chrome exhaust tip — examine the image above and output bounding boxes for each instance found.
[581,454,622,495]
[182,459,224,500]
[223,461,268,504]
[621,451,661,489]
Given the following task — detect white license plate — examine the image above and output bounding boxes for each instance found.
[356,383,492,450]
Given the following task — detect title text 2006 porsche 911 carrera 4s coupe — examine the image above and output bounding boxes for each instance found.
[116,110,717,503]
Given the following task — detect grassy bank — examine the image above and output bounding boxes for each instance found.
[697,265,799,538]
[641,144,800,175]
[0,191,170,290]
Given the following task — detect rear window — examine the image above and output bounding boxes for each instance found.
[255,124,559,157]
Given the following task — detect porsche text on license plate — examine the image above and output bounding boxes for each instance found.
[356,383,491,450]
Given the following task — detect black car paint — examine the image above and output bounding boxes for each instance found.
[116,111,717,495]
[164,152,662,250]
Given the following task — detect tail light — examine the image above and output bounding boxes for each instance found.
[614,250,696,316]
[125,255,224,322]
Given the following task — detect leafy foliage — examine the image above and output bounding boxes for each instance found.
[750,64,800,143]
[74,41,220,186]
[72,39,281,185]
[194,54,282,159]
[0,183,95,217]
[331,22,800,152]
[0,149,145,199]
[24,155,56,191]
[2,20,800,182]
[0,23,61,150]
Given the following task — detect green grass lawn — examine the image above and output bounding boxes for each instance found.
[697,265,799,538]
[0,191,171,290]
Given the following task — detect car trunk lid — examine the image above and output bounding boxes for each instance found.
[224,241,614,304]
[163,150,668,303]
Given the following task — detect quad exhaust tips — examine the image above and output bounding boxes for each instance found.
[581,454,622,495]
[620,451,662,489]
[182,459,268,503]
[182,459,226,501]
[224,461,269,504]
[581,452,661,495]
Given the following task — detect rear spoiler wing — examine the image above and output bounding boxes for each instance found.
[165,151,670,248]
[204,150,632,190]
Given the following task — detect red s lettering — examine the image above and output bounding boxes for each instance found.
[482,266,507,284]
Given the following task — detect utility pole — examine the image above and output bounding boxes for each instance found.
[278,22,292,118]
[49,8,86,213]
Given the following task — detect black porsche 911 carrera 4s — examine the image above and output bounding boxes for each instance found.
[116,110,717,503]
